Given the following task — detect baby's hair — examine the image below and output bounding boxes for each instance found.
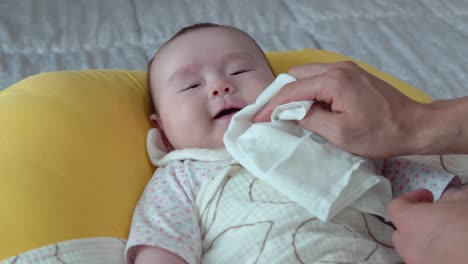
[147,22,273,114]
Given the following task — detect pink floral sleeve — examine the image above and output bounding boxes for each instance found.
[382,157,460,200]
[125,161,202,264]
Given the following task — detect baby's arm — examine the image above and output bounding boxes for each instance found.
[125,162,202,264]
[382,157,460,199]
[134,245,187,264]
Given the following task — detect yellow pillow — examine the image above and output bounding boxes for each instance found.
[267,49,431,103]
[0,70,155,259]
[0,49,431,260]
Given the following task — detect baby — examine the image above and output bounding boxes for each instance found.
[125,23,459,264]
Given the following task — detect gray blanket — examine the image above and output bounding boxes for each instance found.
[1,0,467,99]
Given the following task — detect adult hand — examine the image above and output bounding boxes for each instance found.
[254,62,428,158]
[388,188,468,264]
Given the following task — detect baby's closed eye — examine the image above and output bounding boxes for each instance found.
[229,69,251,76]
[186,83,200,90]
[179,83,200,92]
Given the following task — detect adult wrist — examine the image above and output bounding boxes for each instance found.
[412,98,468,155]
[395,101,432,156]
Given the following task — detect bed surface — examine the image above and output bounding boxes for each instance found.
[1,0,467,99]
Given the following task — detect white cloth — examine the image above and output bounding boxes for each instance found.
[224,74,392,221]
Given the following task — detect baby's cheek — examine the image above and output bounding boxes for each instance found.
[246,82,268,103]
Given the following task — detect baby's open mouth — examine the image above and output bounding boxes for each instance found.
[213,108,242,119]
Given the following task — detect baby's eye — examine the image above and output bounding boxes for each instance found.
[230,69,250,76]
[182,83,200,92]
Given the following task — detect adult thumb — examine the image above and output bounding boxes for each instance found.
[388,189,433,222]
[297,104,339,140]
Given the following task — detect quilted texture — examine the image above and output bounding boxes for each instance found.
[1,0,468,99]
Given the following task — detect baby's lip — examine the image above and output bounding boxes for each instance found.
[212,105,243,119]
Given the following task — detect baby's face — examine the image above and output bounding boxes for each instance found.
[150,27,275,150]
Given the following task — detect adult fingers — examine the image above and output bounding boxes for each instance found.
[388,189,433,224]
[391,230,420,264]
[296,104,340,140]
[440,187,468,202]
[288,63,333,79]
[253,75,335,123]
[288,61,361,79]
[255,62,361,123]
[391,230,405,259]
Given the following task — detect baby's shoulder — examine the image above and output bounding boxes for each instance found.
[156,160,229,174]
[156,160,230,181]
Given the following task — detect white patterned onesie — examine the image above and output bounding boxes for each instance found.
[126,74,458,263]
[125,152,457,264]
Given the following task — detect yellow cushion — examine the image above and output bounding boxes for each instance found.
[267,49,431,103]
[0,49,431,260]
[0,70,155,259]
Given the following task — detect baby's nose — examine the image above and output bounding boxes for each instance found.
[211,87,231,96]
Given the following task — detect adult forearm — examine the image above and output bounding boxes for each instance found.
[411,96,468,155]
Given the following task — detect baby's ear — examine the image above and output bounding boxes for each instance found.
[150,114,163,130]
[149,114,174,152]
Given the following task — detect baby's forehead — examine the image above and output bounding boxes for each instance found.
[157,27,262,60]
[153,30,259,68]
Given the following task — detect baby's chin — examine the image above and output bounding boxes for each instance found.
[170,125,229,150]
[207,134,228,150]
[206,137,227,150]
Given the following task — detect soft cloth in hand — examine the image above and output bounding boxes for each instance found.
[224,74,391,221]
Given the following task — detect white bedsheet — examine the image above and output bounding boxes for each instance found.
[0,237,126,264]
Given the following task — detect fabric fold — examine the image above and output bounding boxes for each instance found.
[146,128,231,167]
[224,74,391,221]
